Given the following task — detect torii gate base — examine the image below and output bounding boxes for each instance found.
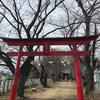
[1,35,98,100]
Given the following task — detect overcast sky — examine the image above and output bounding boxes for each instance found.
[0,0,78,38]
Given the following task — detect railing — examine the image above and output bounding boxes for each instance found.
[0,79,38,95]
[0,79,52,95]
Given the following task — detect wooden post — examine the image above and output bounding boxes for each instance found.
[73,45,84,100]
[9,46,22,100]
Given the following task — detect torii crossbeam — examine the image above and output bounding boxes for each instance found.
[1,35,98,100]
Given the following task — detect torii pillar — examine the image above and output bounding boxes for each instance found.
[1,35,98,100]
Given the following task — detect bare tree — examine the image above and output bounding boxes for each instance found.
[42,56,61,81]
[75,0,100,94]
[47,0,100,94]
[0,0,64,97]
[60,0,100,94]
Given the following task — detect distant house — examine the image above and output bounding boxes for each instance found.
[61,69,70,81]
[61,68,75,81]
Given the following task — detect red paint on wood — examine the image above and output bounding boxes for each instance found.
[1,35,98,46]
[43,41,50,55]
[7,51,91,56]
[73,45,84,100]
[9,46,22,100]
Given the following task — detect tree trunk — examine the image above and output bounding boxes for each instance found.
[85,67,94,94]
[17,76,25,97]
[17,57,33,97]
[17,65,32,97]
[40,71,48,87]
[40,62,48,87]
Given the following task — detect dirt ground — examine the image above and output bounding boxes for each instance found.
[24,81,78,100]
[0,81,100,100]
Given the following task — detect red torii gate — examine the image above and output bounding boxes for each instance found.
[1,35,98,100]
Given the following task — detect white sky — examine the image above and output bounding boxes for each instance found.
[0,0,100,61]
[0,0,78,38]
